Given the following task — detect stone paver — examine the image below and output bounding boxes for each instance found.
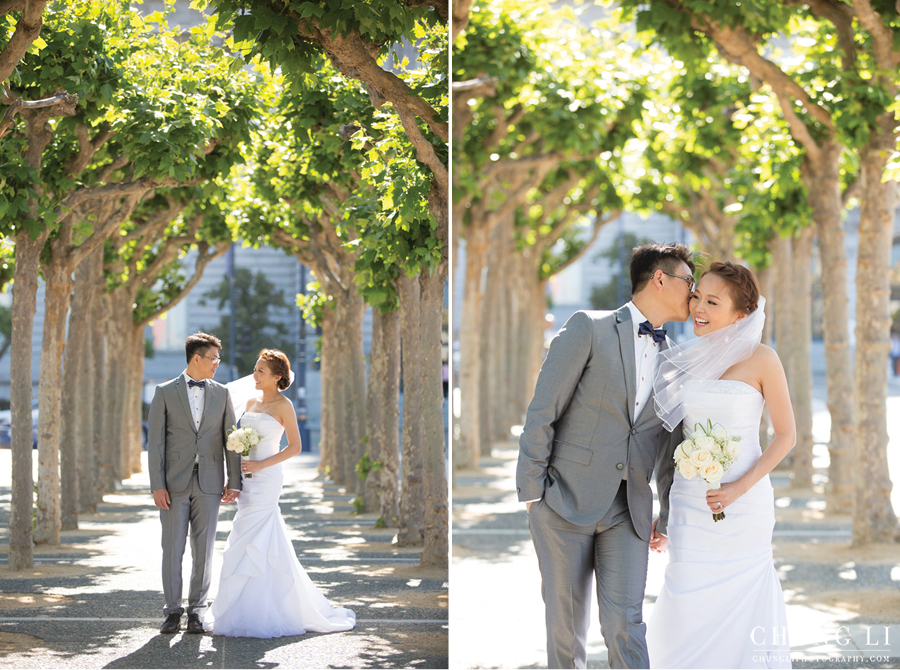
[0,451,448,669]
[451,381,900,669]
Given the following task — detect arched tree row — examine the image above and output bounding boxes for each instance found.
[453,0,900,546]
[2,0,449,570]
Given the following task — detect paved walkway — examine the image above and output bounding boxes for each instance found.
[0,451,447,668]
[452,382,900,669]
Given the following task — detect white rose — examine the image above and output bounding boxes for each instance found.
[678,459,698,479]
[711,427,728,441]
[724,439,741,458]
[694,435,715,452]
[674,440,693,462]
[701,461,724,483]
[250,435,260,446]
[689,448,714,468]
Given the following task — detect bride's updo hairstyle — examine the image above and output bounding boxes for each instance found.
[257,349,292,391]
[701,261,760,315]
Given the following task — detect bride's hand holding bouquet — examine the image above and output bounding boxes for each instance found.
[227,424,262,478]
[674,419,742,521]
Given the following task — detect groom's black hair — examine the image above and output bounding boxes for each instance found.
[185,332,222,364]
[630,242,695,294]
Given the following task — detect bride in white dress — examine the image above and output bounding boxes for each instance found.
[647,262,794,669]
[204,349,356,638]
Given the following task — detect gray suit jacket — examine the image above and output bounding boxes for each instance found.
[516,306,682,541]
[148,375,241,495]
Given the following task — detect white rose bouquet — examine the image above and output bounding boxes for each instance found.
[673,419,741,521]
[226,424,262,478]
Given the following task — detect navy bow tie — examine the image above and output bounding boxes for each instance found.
[638,320,667,343]
[188,379,206,389]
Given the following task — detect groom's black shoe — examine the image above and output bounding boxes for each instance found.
[185,612,204,634]
[160,613,181,634]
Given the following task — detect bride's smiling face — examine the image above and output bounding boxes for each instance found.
[253,358,282,390]
[689,274,746,335]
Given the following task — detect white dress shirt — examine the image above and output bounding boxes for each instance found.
[183,371,205,464]
[624,301,663,480]
[626,301,661,423]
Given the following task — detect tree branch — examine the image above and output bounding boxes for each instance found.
[552,210,619,276]
[685,13,836,133]
[452,0,474,43]
[773,87,821,162]
[403,0,447,22]
[0,1,26,16]
[842,176,861,207]
[0,0,48,83]
[1,90,78,140]
[138,240,231,328]
[802,0,857,70]
[451,76,498,99]
[97,154,130,183]
[396,106,449,196]
[852,0,900,69]
[275,7,449,142]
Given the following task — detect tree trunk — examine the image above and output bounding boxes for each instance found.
[363,310,385,513]
[8,230,47,569]
[457,225,488,469]
[75,248,98,515]
[95,292,114,494]
[396,273,424,546]
[852,147,900,544]
[807,145,855,514]
[419,267,449,568]
[60,274,90,530]
[521,255,546,423]
[485,219,513,445]
[770,231,794,474]
[102,293,130,490]
[480,234,498,452]
[35,263,74,545]
[318,307,336,476]
[333,294,366,491]
[378,308,401,527]
[790,225,815,489]
[128,327,146,475]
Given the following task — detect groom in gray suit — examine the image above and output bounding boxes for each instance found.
[148,332,241,634]
[517,243,695,669]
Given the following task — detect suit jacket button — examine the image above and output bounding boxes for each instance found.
[630,428,636,435]
[516,487,521,493]
[616,463,624,470]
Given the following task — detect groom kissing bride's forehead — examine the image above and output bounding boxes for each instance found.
[516,242,694,669]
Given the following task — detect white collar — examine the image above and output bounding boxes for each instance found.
[183,370,205,386]
[625,301,651,339]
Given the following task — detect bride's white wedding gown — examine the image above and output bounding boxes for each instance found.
[647,380,791,669]
[204,411,356,638]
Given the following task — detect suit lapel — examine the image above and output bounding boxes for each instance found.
[176,376,198,436]
[198,382,215,434]
[616,306,637,425]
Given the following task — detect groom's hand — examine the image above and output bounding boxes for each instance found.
[526,502,533,512]
[650,517,667,553]
[221,488,239,503]
[152,489,171,510]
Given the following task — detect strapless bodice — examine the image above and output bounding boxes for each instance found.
[681,379,765,482]
[238,412,284,460]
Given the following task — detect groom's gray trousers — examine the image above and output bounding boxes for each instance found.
[528,481,649,669]
[160,468,221,616]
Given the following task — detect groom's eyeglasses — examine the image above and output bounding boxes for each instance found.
[201,355,221,364]
[662,271,696,293]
